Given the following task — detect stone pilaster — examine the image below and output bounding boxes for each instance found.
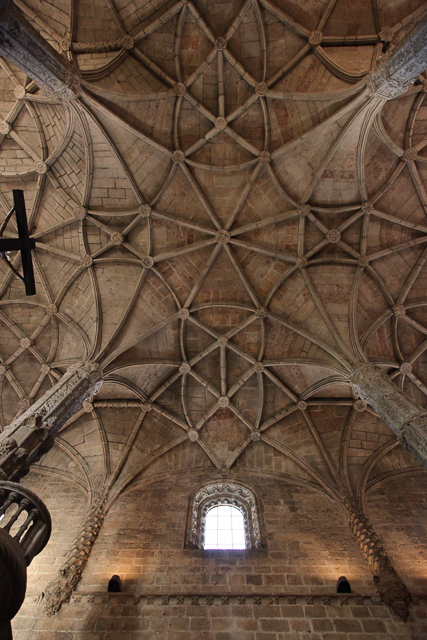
[351,363,427,468]
[0,0,80,100]
[0,361,102,480]
[44,496,105,616]
[344,495,410,620]
[370,11,427,98]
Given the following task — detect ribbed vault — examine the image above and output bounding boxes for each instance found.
[0,0,427,518]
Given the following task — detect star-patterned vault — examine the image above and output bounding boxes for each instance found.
[0,0,427,566]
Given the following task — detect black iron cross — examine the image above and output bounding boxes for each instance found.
[0,190,36,295]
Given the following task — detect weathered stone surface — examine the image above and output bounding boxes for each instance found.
[0,362,102,479]
[370,12,427,98]
[44,497,105,616]
[344,494,410,620]
[351,364,427,468]
[0,0,80,100]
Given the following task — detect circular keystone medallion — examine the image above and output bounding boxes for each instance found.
[81,255,93,268]
[0,120,11,135]
[174,82,187,96]
[256,307,268,319]
[404,148,417,162]
[14,86,26,100]
[172,150,185,164]
[326,229,341,243]
[74,206,87,219]
[361,202,374,214]
[34,160,48,174]
[139,204,152,217]
[354,399,366,412]
[121,35,134,49]
[309,30,323,46]
[393,305,406,317]
[255,82,268,96]
[215,37,227,50]
[178,308,190,320]
[258,151,271,164]
[216,229,230,243]
[215,117,228,131]
[111,232,124,245]
[142,256,154,268]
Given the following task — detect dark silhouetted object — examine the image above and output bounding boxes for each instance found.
[0,481,51,636]
[108,575,122,592]
[336,576,351,593]
[0,190,36,295]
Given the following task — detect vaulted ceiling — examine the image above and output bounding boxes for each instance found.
[1,0,427,513]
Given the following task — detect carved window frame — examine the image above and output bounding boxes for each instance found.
[186,482,262,550]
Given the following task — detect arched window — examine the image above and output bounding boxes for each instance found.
[186,482,262,550]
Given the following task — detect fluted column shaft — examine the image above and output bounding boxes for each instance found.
[351,363,427,468]
[0,0,80,99]
[0,361,102,480]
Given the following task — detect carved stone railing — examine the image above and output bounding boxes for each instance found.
[0,361,102,481]
[0,481,51,637]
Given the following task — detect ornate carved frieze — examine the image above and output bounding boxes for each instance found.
[0,362,102,480]
[0,0,80,100]
[343,494,410,621]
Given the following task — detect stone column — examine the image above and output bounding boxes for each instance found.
[44,495,105,616]
[370,10,427,98]
[344,495,410,620]
[0,361,102,480]
[351,363,427,469]
[0,0,80,100]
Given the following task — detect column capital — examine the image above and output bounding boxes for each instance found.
[0,361,102,479]
[350,362,424,428]
[0,0,81,100]
[369,11,427,99]
[351,362,427,468]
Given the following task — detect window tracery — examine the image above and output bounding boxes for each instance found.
[187,482,262,550]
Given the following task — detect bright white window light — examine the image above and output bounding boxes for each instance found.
[204,504,246,550]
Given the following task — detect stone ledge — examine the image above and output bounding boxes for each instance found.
[25,592,427,607]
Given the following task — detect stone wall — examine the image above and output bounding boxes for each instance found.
[11,465,427,639]
[12,592,427,640]
[21,471,89,594]
[77,471,375,595]
[367,473,427,595]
